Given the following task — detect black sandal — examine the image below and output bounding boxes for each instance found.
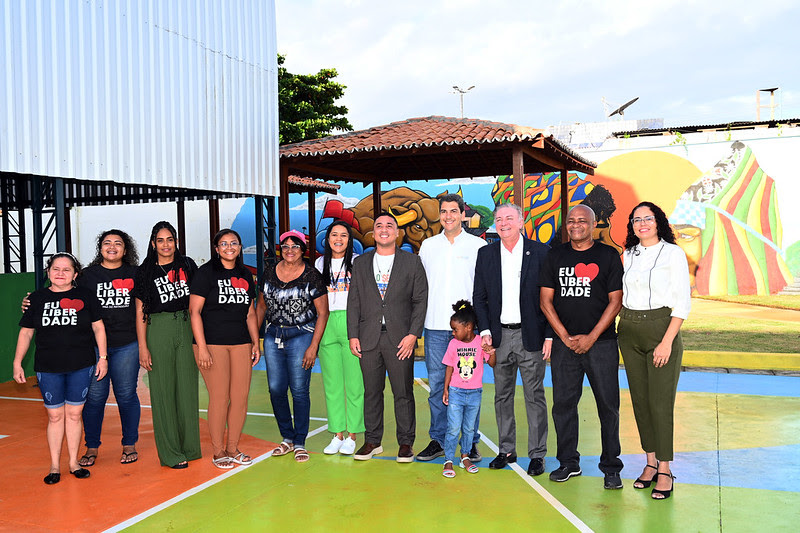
[633,463,658,489]
[651,472,675,500]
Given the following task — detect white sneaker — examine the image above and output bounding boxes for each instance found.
[339,436,357,455]
[324,436,344,455]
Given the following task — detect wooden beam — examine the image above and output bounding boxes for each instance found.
[512,146,524,209]
[560,167,569,243]
[520,145,564,172]
[372,181,382,219]
[279,164,290,234]
[286,161,378,182]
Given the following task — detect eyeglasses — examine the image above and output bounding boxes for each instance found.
[217,241,240,249]
[631,216,656,225]
[281,244,301,251]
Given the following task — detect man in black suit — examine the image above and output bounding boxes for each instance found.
[348,212,428,463]
[473,203,552,477]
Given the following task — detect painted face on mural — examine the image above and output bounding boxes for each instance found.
[373,215,399,249]
[328,224,350,258]
[439,201,463,235]
[494,205,524,243]
[566,205,596,246]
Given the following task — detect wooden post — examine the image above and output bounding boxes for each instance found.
[512,146,525,214]
[177,200,187,254]
[279,165,290,234]
[208,198,220,256]
[372,181,382,218]
[560,167,569,243]
[308,190,316,260]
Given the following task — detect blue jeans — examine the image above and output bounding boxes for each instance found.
[444,387,482,463]
[37,366,94,408]
[425,328,480,446]
[264,324,314,448]
[83,341,141,448]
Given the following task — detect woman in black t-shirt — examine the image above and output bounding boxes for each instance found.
[76,229,141,468]
[13,253,108,485]
[189,229,261,469]
[255,230,329,463]
[133,221,200,469]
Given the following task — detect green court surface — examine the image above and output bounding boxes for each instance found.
[120,369,800,532]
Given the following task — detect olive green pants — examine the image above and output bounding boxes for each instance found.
[618,307,682,462]
[146,312,201,467]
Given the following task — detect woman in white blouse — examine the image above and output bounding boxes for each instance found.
[618,201,690,501]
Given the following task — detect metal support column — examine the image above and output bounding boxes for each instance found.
[31,177,65,288]
[1,174,28,273]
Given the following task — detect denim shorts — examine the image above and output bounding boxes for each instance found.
[36,366,95,408]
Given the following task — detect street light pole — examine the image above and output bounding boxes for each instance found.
[452,85,475,118]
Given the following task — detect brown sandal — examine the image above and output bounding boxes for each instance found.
[271,441,294,457]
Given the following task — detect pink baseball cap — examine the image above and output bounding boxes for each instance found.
[279,229,306,243]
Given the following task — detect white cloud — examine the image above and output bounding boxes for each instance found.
[290,192,360,211]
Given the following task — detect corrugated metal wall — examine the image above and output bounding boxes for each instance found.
[0,0,278,196]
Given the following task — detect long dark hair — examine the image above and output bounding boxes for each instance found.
[87,229,139,268]
[623,201,676,250]
[450,299,478,329]
[135,221,194,321]
[211,228,250,276]
[321,220,355,285]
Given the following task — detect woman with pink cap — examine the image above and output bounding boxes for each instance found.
[256,230,329,462]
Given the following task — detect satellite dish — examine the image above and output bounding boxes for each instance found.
[608,97,639,118]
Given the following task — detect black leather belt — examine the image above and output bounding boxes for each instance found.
[501,323,522,329]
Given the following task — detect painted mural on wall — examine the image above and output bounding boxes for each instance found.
[242,135,799,296]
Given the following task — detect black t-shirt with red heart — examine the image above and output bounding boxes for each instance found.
[133,258,196,314]
[19,286,103,373]
[78,264,137,347]
[190,262,257,345]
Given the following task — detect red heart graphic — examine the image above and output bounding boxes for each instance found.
[574,263,599,281]
[167,269,187,283]
[230,277,249,291]
[60,298,85,311]
[112,278,134,291]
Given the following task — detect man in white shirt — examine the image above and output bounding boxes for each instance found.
[416,194,486,463]
[473,203,552,477]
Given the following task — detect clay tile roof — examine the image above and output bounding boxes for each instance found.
[280,116,547,158]
[287,175,340,193]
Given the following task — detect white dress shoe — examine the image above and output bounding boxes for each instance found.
[339,436,357,455]
[324,436,344,455]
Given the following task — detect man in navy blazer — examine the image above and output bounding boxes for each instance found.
[473,203,552,477]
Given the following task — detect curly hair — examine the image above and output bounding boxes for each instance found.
[450,299,478,329]
[623,201,676,250]
[135,221,194,321]
[86,229,139,268]
[320,220,355,286]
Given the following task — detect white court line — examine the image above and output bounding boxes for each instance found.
[414,377,592,533]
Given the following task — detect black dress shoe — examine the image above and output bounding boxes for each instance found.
[527,457,545,476]
[488,452,517,469]
[397,444,414,463]
[43,472,61,485]
[415,440,443,461]
[353,442,383,461]
[70,467,91,479]
[468,443,482,463]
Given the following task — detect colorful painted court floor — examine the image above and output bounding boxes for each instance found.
[1,359,799,532]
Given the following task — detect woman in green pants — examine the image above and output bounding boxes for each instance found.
[618,202,690,500]
[315,221,364,455]
[134,221,200,469]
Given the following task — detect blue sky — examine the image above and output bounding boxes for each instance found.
[276,0,799,131]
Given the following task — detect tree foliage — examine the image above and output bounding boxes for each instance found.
[278,54,353,145]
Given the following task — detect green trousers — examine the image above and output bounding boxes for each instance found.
[318,310,365,434]
[146,312,201,466]
[618,306,683,462]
